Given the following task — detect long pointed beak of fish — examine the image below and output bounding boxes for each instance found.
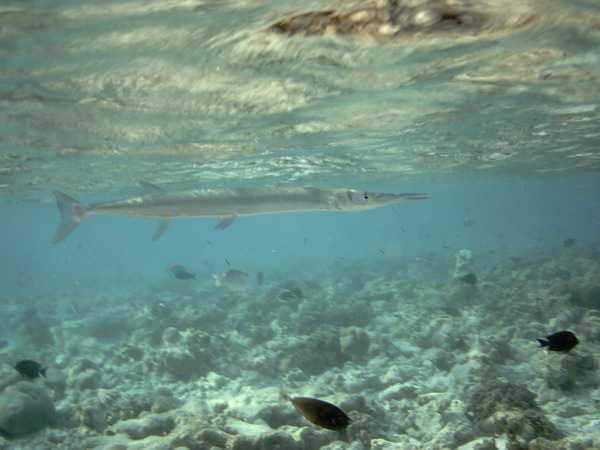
[377,192,430,201]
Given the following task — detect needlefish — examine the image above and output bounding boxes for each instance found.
[52,182,429,243]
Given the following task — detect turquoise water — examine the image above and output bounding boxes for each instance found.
[1,0,600,448]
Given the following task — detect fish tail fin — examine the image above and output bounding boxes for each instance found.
[537,339,549,347]
[53,191,87,244]
[211,274,222,287]
[279,383,291,405]
[40,367,47,377]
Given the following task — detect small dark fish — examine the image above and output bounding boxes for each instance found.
[563,238,576,248]
[282,389,350,431]
[14,360,47,379]
[174,270,195,280]
[303,237,308,246]
[225,259,231,266]
[257,272,264,286]
[169,265,195,280]
[459,273,477,285]
[538,331,579,352]
[378,249,386,255]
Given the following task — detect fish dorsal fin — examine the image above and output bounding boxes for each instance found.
[152,219,171,241]
[215,215,236,230]
[140,181,167,194]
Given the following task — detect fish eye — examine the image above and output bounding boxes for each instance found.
[364,194,369,200]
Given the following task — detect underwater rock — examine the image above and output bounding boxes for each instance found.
[568,278,600,309]
[381,383,418,401]
[171,426,231,449]
[114,412,176,440]
[162,326,183,345]
[491,409,562,443]
[119,344,144,361]
[467,381,538,423]
[88,314,131,340]
[160,349,207,380]
[78,389,152,432]
[21,308,54,347]
[67,358,103,391]
[345,410,388,448]
[340,326,371,359]
[151,386,181,414]
[295,300,373,335]
[580,309,600,342]
[542,353,599,391]
[427,348,456,371]
[287,326,347,375]
[371,436,422,448]
[222,418,309,450]
[467,381,562,443]
[42,368,68,400]
[247,324,276,345]
[159,328,211,380]
[453,249,476,279]
[446,282,478,305]
[78,397,109,432]
[0,381,57,437]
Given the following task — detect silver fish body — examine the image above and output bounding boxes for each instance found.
[52,183,428,243]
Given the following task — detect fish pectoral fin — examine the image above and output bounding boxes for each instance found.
[152,219,171,241]
[215,215,236,230]
[140,181,167,194]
